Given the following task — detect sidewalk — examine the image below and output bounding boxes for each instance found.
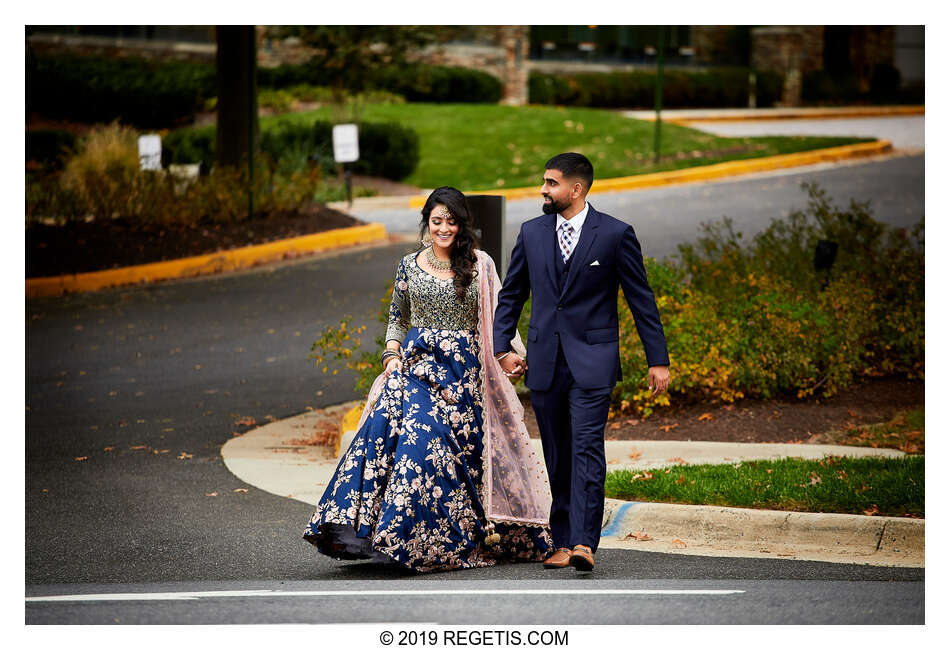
[222,403,923,568]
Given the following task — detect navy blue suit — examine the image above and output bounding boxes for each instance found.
[492,205,669,551]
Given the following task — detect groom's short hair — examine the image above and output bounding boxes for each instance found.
[545,152,594,192]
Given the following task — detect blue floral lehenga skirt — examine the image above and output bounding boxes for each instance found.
[303,327,552,572]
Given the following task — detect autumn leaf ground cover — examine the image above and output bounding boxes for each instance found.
[604,455,924,518]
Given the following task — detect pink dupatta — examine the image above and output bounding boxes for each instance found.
[356,249,552,529]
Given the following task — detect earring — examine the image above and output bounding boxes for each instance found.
[422,233,432,245]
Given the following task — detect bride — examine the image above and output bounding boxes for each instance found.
[303,186,553,572]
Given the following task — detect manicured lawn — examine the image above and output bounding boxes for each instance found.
[604,455,924,517]
[267,103,873,191]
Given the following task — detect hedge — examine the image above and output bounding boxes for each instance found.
[27,53,216,128]
[802,64,924,105]
[163,118,420,181]
[27,51,502,129]
[528,67,784,109]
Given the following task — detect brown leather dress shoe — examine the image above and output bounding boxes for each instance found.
[569,545,594,571]
[543,547,573,569]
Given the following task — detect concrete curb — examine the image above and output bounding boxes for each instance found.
[222,403,921,567]
[401,140,892,207]
[26,222,387,298]
[599,498,924,567]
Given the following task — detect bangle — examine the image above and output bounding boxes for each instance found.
[494,352,510,361]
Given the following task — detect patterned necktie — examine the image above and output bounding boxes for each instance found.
[558,222,575,263]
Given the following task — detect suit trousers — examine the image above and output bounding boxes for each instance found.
[530,340,613,552]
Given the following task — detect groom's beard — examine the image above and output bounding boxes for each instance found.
[542,195,570,215]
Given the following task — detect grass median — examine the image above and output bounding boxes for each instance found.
[605,455,924,518]
[268,103,872,191]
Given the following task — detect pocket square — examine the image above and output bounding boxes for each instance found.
[590,260,600,266]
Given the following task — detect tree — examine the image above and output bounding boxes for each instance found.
[272,26,438,99]
[215,26,259,169]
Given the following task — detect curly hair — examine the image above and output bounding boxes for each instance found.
[419,186,479,301]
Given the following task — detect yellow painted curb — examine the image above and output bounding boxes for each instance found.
[668,106,925,123]
[408,139,893,207]
[26,222,387,298]
[336,405,364,457]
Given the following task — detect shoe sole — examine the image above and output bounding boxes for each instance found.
[543,562,570,569]
[569,554,594,572]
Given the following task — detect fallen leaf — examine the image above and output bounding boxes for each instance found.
[809,473,822,485]
[103,446,115,451]
[666,456,688,465]
[628,450,643,461]
[697,412,713,421]
[672,539,687,549]
[129,445,148,450]
[74,456,88,462]
[206,492,218,497]
[177,452,193,460]
[625,419,639,426]
[622,531,653,541]
[235,416,256,426]
[233,488,248,493]
[609,422,621,430]
[863,504,880,516]
[659,423,678,432]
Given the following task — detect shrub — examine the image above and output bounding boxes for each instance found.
[26,129,77,171]
[163,118,419,181]
[371,64,503,103]
[58,122,142,220]
[529,67,785,109]
[27,53,215,128]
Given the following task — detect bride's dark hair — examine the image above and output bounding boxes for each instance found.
[419,186,479,301]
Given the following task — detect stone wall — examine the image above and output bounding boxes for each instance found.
[751,26,824,106]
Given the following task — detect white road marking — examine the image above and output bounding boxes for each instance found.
[27,588,745,603]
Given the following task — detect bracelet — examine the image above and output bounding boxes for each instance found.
[495,351,510,361]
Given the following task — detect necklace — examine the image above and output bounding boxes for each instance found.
[425,245,452,271]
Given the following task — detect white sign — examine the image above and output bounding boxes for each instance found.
[332,124,359,163]
[138,134,162,171]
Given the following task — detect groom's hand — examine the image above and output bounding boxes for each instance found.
[648,365,670,396]
[498,353,527,378]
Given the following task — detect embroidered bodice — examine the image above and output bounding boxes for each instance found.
[385,251,479,342]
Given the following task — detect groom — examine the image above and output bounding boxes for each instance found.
[492,152,670,572]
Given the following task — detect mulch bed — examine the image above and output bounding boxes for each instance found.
[26,203,361,278]
[520,376,924,444]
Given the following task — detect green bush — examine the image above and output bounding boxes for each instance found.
[163,119,419,181]
[529,67,784,109]
[27,53,215,128]
[611,182,923,417]
[370,64,503,103]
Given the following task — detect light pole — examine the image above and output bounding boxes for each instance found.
[653,26,665,164]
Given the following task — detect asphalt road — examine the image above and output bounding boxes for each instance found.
[352,153,924,264]
[25,137,925,624]
[25,577,923,624]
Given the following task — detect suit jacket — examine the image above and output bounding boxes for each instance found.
[492,205,670,391]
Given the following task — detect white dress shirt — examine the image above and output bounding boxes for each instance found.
[556,202,589,260]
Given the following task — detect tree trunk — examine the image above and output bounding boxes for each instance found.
[215,26,258,168]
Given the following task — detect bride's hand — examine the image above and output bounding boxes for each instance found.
[383,357,402,377]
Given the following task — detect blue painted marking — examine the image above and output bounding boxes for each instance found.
[601,502,642,537]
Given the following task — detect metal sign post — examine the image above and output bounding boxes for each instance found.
[332,124,359,208]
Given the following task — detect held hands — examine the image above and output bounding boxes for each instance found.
[383,357,402,377]
[498,353,527,378]
[648,365,671,396]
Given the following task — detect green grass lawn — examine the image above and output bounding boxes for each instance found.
[266,103,874,191]
[604,455,924,517]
